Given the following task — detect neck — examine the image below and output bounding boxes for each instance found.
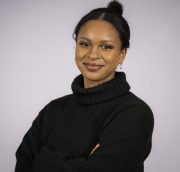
[71,72,130,105]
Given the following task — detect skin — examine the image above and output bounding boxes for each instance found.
[75,20,127,155]
[89,143,100,155]
[75,19,127,89]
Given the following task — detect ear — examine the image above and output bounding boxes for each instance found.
[118,48,127,64]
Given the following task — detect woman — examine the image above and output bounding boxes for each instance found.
[15,1,154,172]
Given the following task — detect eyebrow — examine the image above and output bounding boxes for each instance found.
[79,37,114,44]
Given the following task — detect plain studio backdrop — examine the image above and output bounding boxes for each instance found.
[0,0,180,171]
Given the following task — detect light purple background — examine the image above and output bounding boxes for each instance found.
[1,0,180,171]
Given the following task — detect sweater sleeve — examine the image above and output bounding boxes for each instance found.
[15,96,70,172]
[15,106,46,172]
[32,103,154,172]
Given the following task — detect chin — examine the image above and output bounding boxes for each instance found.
[82,71,103,81]
[83,70,115,83]
[78,64,116,83]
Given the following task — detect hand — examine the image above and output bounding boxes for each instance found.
[89,143,100,155]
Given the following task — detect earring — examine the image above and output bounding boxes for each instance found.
[119,64,122,70]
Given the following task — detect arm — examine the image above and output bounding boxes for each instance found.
[33,103,154,172]
[15,96,71,172]
[15,105,47,172]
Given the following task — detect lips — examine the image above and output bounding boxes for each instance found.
[83,63,104,72]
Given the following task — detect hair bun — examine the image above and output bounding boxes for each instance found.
[107,0,123,16]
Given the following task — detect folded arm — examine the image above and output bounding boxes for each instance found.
[15,103,154,172]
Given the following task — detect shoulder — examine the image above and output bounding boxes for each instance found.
[119,91,153,115]
[101,92,154,140]
[128,92,153,118]
[45,94,72,110]
[33,94,73,125]
[114,91,154,128]
[100,92,154,147]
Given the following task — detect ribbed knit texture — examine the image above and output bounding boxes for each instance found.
[72,72,130,105]
[15,72,154,172]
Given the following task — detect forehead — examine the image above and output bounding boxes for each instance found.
[78,20,120,43]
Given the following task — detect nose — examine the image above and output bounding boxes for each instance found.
[88,46,100,60]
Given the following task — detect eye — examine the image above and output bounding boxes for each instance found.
[79,41,90,48]
[101,44,114,50]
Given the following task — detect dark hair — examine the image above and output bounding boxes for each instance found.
[73,0,130,49]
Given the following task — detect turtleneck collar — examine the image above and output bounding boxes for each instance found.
[71,72,130,105]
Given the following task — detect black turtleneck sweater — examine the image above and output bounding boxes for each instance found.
[15,72,154,172]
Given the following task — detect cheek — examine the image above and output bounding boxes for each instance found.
[104,53,119,65]
[75,47,81,62]
[75,48,84,68]
[75,47,85,60]
[75,49,78,60]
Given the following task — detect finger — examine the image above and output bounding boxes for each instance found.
[90,144,100,155]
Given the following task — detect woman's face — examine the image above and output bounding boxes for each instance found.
[75,20,126,88]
